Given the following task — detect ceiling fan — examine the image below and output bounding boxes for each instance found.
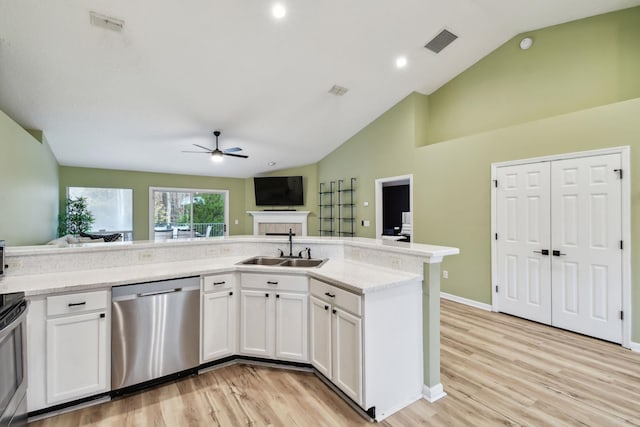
[182,130,248,162]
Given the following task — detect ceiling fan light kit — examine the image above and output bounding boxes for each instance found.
[182,130,249,162]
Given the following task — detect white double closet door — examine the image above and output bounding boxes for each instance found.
[496,153,622,343]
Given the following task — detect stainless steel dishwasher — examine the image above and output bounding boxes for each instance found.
[111,276,200,391]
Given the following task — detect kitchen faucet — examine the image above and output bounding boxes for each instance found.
[277,228,297,258]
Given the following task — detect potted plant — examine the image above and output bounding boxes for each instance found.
[58,196,95,236]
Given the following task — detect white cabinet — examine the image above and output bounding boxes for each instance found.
[310,277,423,421]
[26,290,110,411]
[239,273,308,362]
[275,292,308,361]
[201,273,236,363]
[240,289,273,357]
[309,284,363,405]
[46,310,109,404]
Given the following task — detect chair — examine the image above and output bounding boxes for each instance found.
[177,229,194,239]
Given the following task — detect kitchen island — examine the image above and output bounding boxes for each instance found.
[1,236,458,421]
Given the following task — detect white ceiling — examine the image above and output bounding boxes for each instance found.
[1,0,638,178]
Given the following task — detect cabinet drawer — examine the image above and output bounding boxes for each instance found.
[241,273,308,292]
[310,279,361,316]
[203,273,234,292]
[47,290,109,317]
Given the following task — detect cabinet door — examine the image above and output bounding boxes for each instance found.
[46,312,108,405]
[275,292,308,362]
[240,290,274,357]
[309,296,332,378]
[332,308,362,405]
[201,290,236,362]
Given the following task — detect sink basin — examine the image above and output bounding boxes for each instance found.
[237,256,327,268]
[279,258,326,268]
[238,256,286,266]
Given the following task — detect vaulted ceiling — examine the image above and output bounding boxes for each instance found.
[1,1,638,178]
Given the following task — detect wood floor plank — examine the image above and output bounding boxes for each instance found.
[29,299,640,426]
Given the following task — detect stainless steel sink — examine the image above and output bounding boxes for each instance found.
[238,256,287,266]
[279,258,326,268]
[237,256,326,268]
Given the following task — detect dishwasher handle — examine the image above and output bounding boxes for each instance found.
[137,288,182,298]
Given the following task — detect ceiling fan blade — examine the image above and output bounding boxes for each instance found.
[193,144,213,152]
[223,153,249,159]
[223,147,243,153]
[182,150,211,153]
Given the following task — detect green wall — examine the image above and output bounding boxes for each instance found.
[425,7,640,144]
[319,7,640,341]
[0,110,59,245]
[59,167,247,240]
[243,163,320,235]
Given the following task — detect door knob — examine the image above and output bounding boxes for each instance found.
[533,249,549,255]
[552,250,566,256]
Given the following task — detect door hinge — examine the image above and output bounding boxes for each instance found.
[224,224,227,232]
[620,310,624,320]
[614,169,623,179]
[620,240,623,250]
[493,179,498,188]
[495,233,498,240]
[495,285,499,293]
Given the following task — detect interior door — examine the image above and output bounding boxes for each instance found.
[550,154,622,343]
[496,162,552,324]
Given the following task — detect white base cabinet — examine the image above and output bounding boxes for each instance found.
[239,273,308,362]
[201,274,236,363]
[28,290,111,412]
[310,278,422,421]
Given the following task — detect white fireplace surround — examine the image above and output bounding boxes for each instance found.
[247,211,311,236]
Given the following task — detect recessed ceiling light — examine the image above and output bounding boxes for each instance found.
[272,3,286,19]
[268,161,276,166]
[395,56,408,69]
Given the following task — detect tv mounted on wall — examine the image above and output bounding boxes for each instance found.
[254,176,304,206]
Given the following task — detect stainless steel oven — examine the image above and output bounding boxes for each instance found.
[0,292,28,427]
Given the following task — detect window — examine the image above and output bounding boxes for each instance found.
[67,187,133,240]
[149,187,228,240]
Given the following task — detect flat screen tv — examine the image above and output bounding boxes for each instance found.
[254,176,304,206]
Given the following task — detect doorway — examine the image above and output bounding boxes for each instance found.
[375,174,413,242]
[491,147,631,346]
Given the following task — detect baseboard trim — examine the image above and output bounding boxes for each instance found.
[441,292,492,311]
[422,383,446,403]
[630,341,640,352]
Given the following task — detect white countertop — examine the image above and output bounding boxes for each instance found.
[1,256,421,297]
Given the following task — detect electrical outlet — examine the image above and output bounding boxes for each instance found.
[363,220,370,227]
[7,259,22,269]
[234,219,239,225]
[443,270,448,279]
[221,247,231,255]
[390,257,402,268]
[206,247,220,256]
[137,251,153,261]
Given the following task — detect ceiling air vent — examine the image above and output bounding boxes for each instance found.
[90,11,125,32]
[424,29,458,54]
[328,85,349,96]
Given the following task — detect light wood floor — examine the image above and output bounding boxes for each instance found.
[30,299,640,426]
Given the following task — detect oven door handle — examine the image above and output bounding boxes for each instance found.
[0,301,28,341]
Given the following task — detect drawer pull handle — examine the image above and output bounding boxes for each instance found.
[229,291,234,296]
[332,309,337,314]
[68,302,87,307]
[213,281,226,285]
[276,294,280,298]
[324,292,336,298]
[265,293,270,298]
[100,313,106,318]
[324,305,329,310]
[267,281,279,285]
